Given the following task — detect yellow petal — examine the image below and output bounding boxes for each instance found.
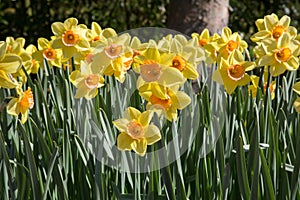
[0,70,18,89]
[0,41,7,59]
[212,69,223,84]
[143,124,161,145]
[124,107,141,121]
[76,39,90,50]
[0,54,22,73]
[158,67,185,87]
[91,22,102,35]
[101,28,117,39]
[183,63,199,80]
[117,133,134,151]
[294,97,300,113]
[64,17,78,30]
[7,98,19,116]
[279,15,290,28]
[293,82,300,95]
[250,31,269,42]
[172,91,191,110]
[51,22,65,36]
[138,110,153,127]
[113,118,130,132]
[131,138,147,156]
[21,109,29,124]
[278,32,290,48]
[37,38,50,50]
[285,56,299,71]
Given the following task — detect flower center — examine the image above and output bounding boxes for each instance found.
[199,39,208,47]
[149,94,172,110]
[275,48,292,62]
[85,74,99,89]
[127,120,144,139]
[62,30,79,46]
[140,60,162,82]
[171,55,186,71]
[43,48,56,60]
[226,40,239,52]
[85,53,94,64]
[104,44,123,59]
[227,64,245,81]
[19,88,34,109]
[272,25,285,40]
[93,36,100,41]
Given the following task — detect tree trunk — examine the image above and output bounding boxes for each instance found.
[167,0,229,35]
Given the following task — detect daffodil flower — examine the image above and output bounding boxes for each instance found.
[157,34,203,80]
[51,17,90,59]
[90,33,133,83]
[0,41,22,89]
[251,13,297,42]
[7,85,34,124]
[192,28,220,64]
[25,44,40,74]
[134,47,185,99]
[138,85,191,121]
[33,37,63,69]
[86,22,117,47]
[70,61,104,99]
[113,107,161,156]
[215,27,248,61]
[257,32,299,76]
[213,50,255,94]
[248,75,276,99]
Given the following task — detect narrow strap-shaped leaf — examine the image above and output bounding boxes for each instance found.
[18,122,42,200]
[236,136,250,200]
[259,149,275,200]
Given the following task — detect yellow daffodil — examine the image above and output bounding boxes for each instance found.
[293,97,300,113]
[0,41,22,89]
[86,22,117,47]
[139,85,191,121]
[192,28,220,64]
[157,34,203,80]
[51,17,90,59]
[213,50,255,94]
[90,33,133,83]
[113,107,161,156]
[248,75,276,99]
[5,37,33,82]
[33,37,63,69]
[251,13,297,42]
[216,27,248,61]
[70,61,104,99]
[25,44,40,74]
[257,32,299,76]
[133,47,185,99]
[293,82,300,113]
[7,85,34,124]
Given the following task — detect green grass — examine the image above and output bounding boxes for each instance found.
[1,59,300,200]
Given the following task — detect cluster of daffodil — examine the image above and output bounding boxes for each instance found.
[192,13,300,105]
[3,14,300,155]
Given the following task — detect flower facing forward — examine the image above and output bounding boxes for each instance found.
[7,85,34,124]
[113,107,161,156]
[213,50,255,94]
[257,32,299,76]
[33,37,62,69]
[0,41,22,88]
[133,47,185,99]
[215,27,248,61]
[51,17,90,59]
[70,61,104,99]
[157,34,203,80]
[251,13,297,42]
[90,33,133,83]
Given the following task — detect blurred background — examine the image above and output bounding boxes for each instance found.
[1,0,300,47]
